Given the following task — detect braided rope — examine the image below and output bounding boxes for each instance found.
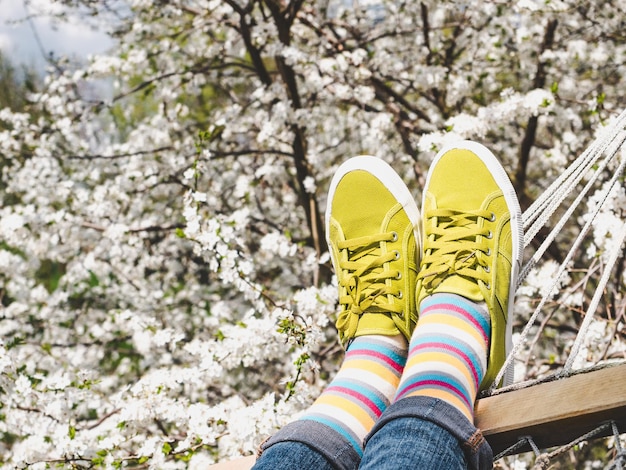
[496,422,620,467]
[492,110,626,467]
[608,422,626,470]
[523,109,626,237]
[562,219,626,374]
[489,114,626,393]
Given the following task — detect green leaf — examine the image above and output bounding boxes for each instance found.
[550,81,559,94]
[162,441,172,455]
[35,259,67,293]
[87,270,100,287]
[68,425,76,440]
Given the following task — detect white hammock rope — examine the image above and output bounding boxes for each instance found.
[519,129,626,285]
[608,421,626,470]
[523,108,626,240]
[489,110,626,394]
[494,420,618,464]
[489,112,626,466]
[562,219,626,374]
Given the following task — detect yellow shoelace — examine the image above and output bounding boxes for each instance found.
[335,232,403,339]
[418,208,493,291]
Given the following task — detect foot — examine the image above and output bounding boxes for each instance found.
[416,141,523,389]
[325,156,421,346]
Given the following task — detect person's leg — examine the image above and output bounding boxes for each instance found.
[299,334,407,451]
[253,440,336,470]
[395,292,490,422]
[254,156,421,470]
[254,335,406,470]
[360,140,523,470]
[361,406,470,469]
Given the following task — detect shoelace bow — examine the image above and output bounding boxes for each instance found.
[335,232,403,338]
[418,208,493,291]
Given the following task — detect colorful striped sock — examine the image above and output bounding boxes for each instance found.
[301,334,407,456]
[394,293,491,421]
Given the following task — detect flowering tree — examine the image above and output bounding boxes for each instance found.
[0,0,625,467]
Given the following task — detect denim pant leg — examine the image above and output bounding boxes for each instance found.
[361,396,493,470]
[253,420,361,470]
[252,440,336,470]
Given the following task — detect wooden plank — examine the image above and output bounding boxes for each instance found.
[475,363,626,456]
[207,455,255,469]
[207,364,626,467]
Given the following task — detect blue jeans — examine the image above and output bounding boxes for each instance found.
[253,396,492,470]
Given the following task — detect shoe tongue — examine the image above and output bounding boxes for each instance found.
[332,171,397,238]
[333,172,393,286]
[354,312,399,338]
[431,149,497,210]
[429,274,483,302]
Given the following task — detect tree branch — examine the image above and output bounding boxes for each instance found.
[515,18,558,204]
[263,0,328,282]
[224,0,273,86]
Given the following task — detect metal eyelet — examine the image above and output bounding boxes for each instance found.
[489,212,496,222]
[485,282,491,290]
[394,250,400,260]
[397,290,403,299]
[391,231,398,242]
[395,271,402,280]
[484,265,490,273]
[487,231,493,239]
[486,248,492,256]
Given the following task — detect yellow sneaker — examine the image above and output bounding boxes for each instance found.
[326,156,421,346]
[416,141,523,389]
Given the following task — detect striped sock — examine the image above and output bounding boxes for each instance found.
[301,334,407,456]
[394,293,490,421]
